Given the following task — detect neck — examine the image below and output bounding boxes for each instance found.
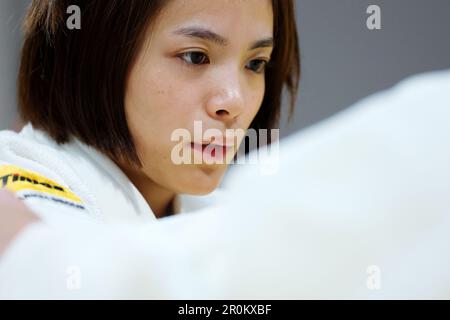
[142,183,176,219]
[118,165,176,219]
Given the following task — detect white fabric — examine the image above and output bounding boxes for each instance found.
[0,125,224,224]
[0,69,449,299]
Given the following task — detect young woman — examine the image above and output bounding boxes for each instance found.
[0,0,300,222]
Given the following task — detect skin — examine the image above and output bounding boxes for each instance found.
[120,0,274,218]
[0,190,39,257]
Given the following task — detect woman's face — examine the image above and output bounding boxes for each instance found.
[124,0,274,195]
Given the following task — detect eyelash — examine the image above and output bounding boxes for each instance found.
[177,51,270,74]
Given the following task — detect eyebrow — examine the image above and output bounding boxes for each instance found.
[173,26,274,50]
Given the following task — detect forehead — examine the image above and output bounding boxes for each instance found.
[153,0,274,41]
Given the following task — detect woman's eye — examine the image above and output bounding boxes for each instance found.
[179,51,209,65]
[246,59,269,74]
[178,52,269,74]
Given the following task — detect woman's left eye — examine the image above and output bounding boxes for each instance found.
[246,59,269,74]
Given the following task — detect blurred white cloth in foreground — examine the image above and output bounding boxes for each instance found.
[0,69,449,299]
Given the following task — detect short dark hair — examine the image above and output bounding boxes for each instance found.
[18,0,300,166]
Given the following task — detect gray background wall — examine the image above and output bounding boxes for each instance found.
[282,0,450,137]
[0,0,28,130]
[1,0,449,134]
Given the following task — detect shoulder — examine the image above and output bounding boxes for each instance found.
[0,126,93,222]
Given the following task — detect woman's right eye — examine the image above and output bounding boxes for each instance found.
[178,51,210,66]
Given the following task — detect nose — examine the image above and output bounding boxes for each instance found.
[205,69,245,125]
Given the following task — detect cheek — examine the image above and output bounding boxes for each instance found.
[245,83,266,126]
[126,71,179,135]
[125,69,202,164]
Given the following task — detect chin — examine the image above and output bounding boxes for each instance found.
[177,165,226,195]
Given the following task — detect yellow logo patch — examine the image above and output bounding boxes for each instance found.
[0,165,82,204]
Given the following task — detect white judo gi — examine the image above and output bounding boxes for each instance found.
[0,69,449,299]
[0,125,224,225]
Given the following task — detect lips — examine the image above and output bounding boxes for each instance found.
[190,142,231,160]
[201,136,235,148]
